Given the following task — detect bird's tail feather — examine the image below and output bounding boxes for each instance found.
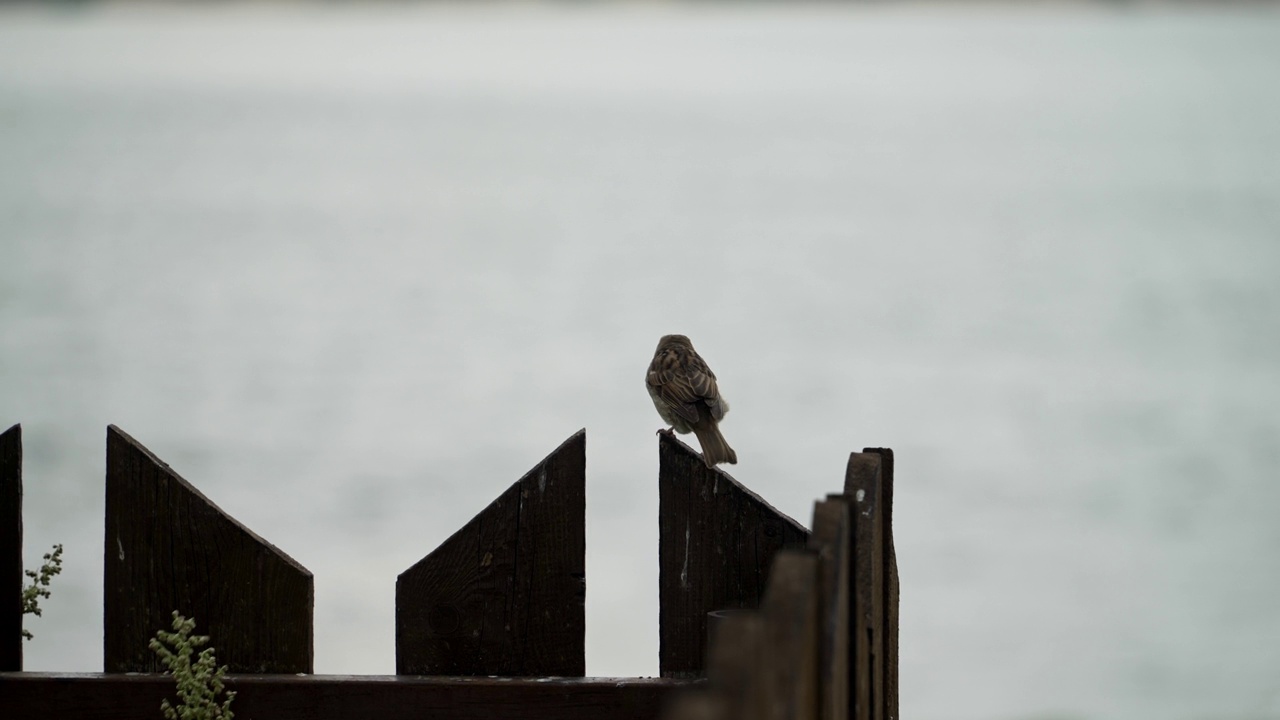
[693,424,737,467]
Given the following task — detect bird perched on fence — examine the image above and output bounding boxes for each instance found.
[646,334,738,467]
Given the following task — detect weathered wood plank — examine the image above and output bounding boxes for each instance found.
[666,447,898,720]
[809,498,851,720]
[0,673,694,720]
[659,432,809,679]
[703,609,765,720]
[864,448,899,720]
[844,452,885,720]
[0,424,20,671]
[103,425,314,673]
[397,430,586,676]
[757,550,820,720]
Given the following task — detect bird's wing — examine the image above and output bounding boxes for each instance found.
[649,360,719,425]
[687,362,726,420]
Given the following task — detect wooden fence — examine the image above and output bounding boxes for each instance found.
[0,422,897,720]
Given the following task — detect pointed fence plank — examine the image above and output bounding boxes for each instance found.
[103,425,314,673]
[1,424,20,671]
[659,432,810,679]
[396,430,586,676]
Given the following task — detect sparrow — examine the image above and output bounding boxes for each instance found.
[646,334,738,467]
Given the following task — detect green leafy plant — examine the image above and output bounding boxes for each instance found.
[21,543,64,640]
[149,612,236,720]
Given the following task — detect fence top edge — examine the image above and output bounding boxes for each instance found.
[106,424,313,578]
[658,432,810,534]
[0,672,700,688]
[397,428,587,581]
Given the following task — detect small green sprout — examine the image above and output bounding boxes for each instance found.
[149,612,237,720]
[21,543,64,640]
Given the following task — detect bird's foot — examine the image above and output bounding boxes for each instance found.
[656,427,676,437]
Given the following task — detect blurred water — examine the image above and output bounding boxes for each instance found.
[2,3,1279,719]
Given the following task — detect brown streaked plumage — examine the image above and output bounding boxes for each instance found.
[646,334,737,467]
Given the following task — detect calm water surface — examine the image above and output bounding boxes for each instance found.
[2,4,1279,720]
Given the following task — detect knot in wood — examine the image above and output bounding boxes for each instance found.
[427,604,461,637]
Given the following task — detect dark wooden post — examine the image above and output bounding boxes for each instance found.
[104,425,314,673]
[809,498,851,720]
[843,449,898,720]
[0,424,20,671]
[866,449,899,720]
[396,430,586,676]
[708,607,765,720]
[658,432,809,679]
[685,607,766,720]
[756,550,820,720]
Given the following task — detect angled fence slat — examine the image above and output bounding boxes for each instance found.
[396,430,586,676]
[658,432,810,679]
[103,425,314,673]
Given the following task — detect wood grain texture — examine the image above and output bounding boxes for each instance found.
[103,425,313,673]
[0,424,20,671]
[0,673,693,720]
[844,452,886,720]
[757,550,820,720]
[809,498,851,720]
[658,432,809,679]
[397,430,586,676]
